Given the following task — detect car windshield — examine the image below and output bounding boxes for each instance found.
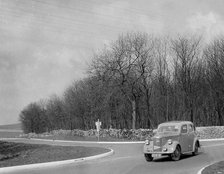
[158,125,179,133]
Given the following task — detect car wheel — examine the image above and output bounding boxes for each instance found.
[192,142,199,156]
[144,154,153,162]
[170,145,181,161]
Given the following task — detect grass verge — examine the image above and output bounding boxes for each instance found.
[0,141,109,168]
[202,161,224,174]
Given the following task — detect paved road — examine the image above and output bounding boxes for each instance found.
[2,139,224,174]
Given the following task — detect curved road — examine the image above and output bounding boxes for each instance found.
[1,139,224,174]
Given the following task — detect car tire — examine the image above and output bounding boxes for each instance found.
[192,142,199,156]
[170,145,181,161]
[144,154,153,162]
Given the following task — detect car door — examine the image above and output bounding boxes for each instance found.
[187,124,194,152]
[180,124,189,153]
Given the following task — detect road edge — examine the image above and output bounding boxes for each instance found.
[196,161,218,174]
[0,148,114,173]
[197,139,224,174]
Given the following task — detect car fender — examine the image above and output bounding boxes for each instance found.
[168,141,180,153]
[192,138,200,151]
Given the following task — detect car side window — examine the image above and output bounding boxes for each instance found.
[181,124,188,134]
[189,124,193,133]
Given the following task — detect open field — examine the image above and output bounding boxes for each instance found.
[0,123,23,138]
[0,141,109,168]
[0,131,22,138]
[0,123,22,130]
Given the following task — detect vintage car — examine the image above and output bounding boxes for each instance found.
[143,121,200,161]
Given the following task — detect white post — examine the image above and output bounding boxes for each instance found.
[95,119,101,142]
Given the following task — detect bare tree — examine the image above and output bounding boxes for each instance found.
[204,38,224,125]
[21,33,224,132]
[45,94,67,130]
[171,35,202,122]
[90,32,155,129]
[152,37,171,123]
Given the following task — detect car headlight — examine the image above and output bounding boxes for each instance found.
[163,147,168,151]
[145,139,149,145]
[168,139,173,145]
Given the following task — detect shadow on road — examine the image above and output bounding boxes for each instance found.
[152,152,203,162]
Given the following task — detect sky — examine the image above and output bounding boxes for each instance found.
[0,0,224,125]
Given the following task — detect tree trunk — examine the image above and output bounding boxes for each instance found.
[166,94,169,121]
[190,101,194,123]
[132,100,136,129]
[216,103,224,126]
[215,92,224,126]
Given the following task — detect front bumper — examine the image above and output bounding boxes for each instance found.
[143,144,175,154]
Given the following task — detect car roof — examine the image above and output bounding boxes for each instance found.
[158,121,193,127]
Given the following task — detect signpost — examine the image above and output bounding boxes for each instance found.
[95,119,101,141]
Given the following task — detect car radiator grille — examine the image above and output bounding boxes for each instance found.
[153,138,162,152]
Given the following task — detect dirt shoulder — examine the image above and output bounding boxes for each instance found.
[0,141,109,168]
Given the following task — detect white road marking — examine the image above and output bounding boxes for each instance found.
[202,143,224,148]
[200,138,224,142]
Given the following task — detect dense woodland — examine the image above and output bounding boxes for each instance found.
[20,33,224,133]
